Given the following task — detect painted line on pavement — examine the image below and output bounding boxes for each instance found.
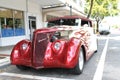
[0,72,74,80]
[0,57,9,63]
[93,38,109,80]
[0,57,10,68]
[0,61,10,67]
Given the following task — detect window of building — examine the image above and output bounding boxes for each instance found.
[0,8,25,37]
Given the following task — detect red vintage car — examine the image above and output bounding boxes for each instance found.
[10,15,97,74]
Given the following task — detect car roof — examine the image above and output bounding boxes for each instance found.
[47,15,92,22]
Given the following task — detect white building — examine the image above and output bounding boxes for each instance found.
[0,0,85,47]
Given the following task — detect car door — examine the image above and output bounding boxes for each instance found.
[85,21,97,55]
[81,20,97,60]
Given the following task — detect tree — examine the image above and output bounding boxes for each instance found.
[85,0,120,32]
[87,0,94,18]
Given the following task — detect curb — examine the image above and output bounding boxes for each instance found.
[0,54,10,56]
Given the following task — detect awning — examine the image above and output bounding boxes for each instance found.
[31,0,66,6]
[30,0,86,20]
[42,4,85,17]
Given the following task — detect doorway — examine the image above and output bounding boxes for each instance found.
[29,16,36,39]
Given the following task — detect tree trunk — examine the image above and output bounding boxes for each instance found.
[87,0,94,18]
[96,21,99,32]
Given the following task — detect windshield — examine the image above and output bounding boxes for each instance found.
[47,18,79,27]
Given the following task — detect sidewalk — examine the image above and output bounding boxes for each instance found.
[0,46,13,68]
[0,57,10,68]
[0,45,13,56]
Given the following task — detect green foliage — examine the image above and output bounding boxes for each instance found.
[85,0,120,32]
[112,25,120,29]
[85,0,120,19]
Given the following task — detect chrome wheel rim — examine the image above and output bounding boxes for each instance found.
[79,50,84,70]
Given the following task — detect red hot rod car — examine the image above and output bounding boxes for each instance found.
[10,15,97,74]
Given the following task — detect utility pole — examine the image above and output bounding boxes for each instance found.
[70,5,72,16]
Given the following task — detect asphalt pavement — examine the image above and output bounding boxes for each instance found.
[0,33,120,80]
[102,34,120,80]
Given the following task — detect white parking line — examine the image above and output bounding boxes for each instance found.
[0,57,10,67]
[0,57,10,63]
[0,72,74,80]
[93,38,109,80]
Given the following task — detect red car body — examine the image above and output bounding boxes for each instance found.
[10,15,97,74]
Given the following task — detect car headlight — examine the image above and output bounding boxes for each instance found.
[21,43,28,50]
[54,42,61,51]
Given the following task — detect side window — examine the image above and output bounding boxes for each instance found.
[81,20,89,27]
[88,21,92,27]
[50,30,72,42]
[50,31,60,42]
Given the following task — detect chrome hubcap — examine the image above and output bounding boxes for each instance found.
[79,50,84,70]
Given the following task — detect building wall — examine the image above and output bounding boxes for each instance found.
[0,0,27,11]
[28,0,43,28]
[0,0,43,46]
[66,0,85,12]
[0,0,85,47]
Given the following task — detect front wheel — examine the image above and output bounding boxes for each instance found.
[16,65,29,70]
[72,48,85,74]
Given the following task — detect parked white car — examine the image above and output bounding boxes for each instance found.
[99,23,110,35]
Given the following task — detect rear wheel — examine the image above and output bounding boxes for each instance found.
[95,39,98,53]
[72,48,85,74]
[16,65,29,70]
